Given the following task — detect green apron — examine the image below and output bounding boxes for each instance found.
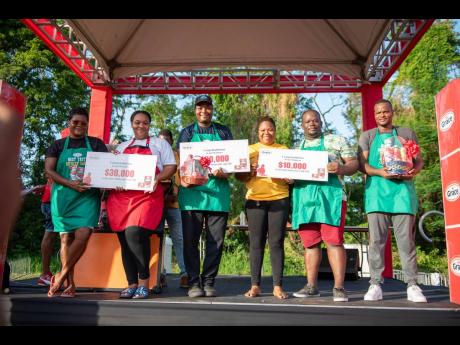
[51,136,101,232]
[291,135,343,229]
[364,128,418,215]
[178,123,230,212]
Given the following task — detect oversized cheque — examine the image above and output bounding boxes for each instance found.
[257,148,329,181]
[83,152,158,191]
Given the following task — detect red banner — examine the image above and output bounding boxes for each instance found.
[435,78,460,304]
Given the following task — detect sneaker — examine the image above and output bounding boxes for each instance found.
[180,275,190,289]
[188,285,204,298]
[332,287,348,302]
[37,272,53,286]
[407,285,427,303]
[293,284,320,298]
[364,284,383,301]
[203,285,217,297]
[132,286,150,299]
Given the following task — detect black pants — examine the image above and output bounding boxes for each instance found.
[181,210,228,287]
[245,198,289,287]
[116,226,154,285]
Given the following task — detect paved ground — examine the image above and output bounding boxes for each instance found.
[1,275,459,325]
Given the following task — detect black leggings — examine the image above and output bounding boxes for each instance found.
[245,197,289,287]
[117,226,154,285]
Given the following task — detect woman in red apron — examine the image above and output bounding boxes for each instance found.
[107,110,176,299]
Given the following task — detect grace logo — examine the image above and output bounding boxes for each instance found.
[451,257,460,277]
[446,182,460,202]
[440,110,454,132]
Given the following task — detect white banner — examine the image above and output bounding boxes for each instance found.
[257,148,329,181]
[179,139,250,173]
[83,152,157,191]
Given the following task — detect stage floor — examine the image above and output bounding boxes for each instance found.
[1,275,459,325]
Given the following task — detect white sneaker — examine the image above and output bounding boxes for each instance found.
[407,285,427,303]
[364,284,383,301]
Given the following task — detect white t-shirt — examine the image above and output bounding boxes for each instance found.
[116,137,176,171]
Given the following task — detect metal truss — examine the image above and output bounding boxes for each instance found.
[111,69,363,94]
[22,19,433,92]
[366,19,434,82]
[21,19,106,86]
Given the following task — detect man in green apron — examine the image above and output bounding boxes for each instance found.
[291,110,358,302]
[177,95,233,298]
[358,99,427,303]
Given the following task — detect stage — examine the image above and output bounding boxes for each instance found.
[1,275,458,326]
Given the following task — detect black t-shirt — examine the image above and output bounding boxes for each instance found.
[46,136,108,159]
[176,122,233,149]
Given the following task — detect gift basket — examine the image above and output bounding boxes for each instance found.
[380,136,420,175]
[179,155,212,187]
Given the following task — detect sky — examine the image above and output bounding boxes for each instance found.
[118,19,460,142]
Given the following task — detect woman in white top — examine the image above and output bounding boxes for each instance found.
[107,110,176,299]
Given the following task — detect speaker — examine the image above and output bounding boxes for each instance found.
[318,248,359,280]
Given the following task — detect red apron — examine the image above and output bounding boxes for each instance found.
[107,137,164,232]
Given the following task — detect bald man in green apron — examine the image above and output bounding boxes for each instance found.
[291,110,358,302]
[177,95,233,298]
[358,99,427,303]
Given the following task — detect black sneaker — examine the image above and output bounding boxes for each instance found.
[188,285,204,298]
[203,285,217,297]
[293,284,320,298]
[332,287,348,302]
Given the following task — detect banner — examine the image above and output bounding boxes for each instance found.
[257,148,329,181]
[435,78,460,304]
[179,139,250,173]
[83,152,157,191]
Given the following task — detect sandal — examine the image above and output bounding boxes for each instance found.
[244,287,261,298]
[132,286,149,299]
[61,286,76,298]
[273,289,289,300]
[119,287,137,299]
[47,275,62,298]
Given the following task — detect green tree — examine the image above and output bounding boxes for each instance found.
[0,19,90,186]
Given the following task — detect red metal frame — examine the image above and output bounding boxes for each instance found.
[380,19,435,85]
[21,19,102,88]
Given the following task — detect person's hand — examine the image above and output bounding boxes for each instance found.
[249,163,258,177]
[112,150,120,155]
[31,185,45,195]
[114,186,126,192]
[144,179,158,194]
[379,167,400,179]
[283,178,294,184]
[70,180,91,193]
[327,161,342,175]
[212,168,229,179]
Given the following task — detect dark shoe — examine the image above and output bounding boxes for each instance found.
[332,287,348,302]
[132,286,150,299]
[204,285,217,297]
[293,284,320,298]
[188,285,204,298]
[160,274,167,288]
[180,275,190,289]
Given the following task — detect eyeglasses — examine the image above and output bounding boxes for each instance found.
[70,120,88,126]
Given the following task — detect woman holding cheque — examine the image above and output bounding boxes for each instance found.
[107,110,176,299]
[45,107,108,298]
[236,116,291,300]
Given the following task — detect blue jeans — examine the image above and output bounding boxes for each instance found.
[157,207,187,276]
[41,202,54,231]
